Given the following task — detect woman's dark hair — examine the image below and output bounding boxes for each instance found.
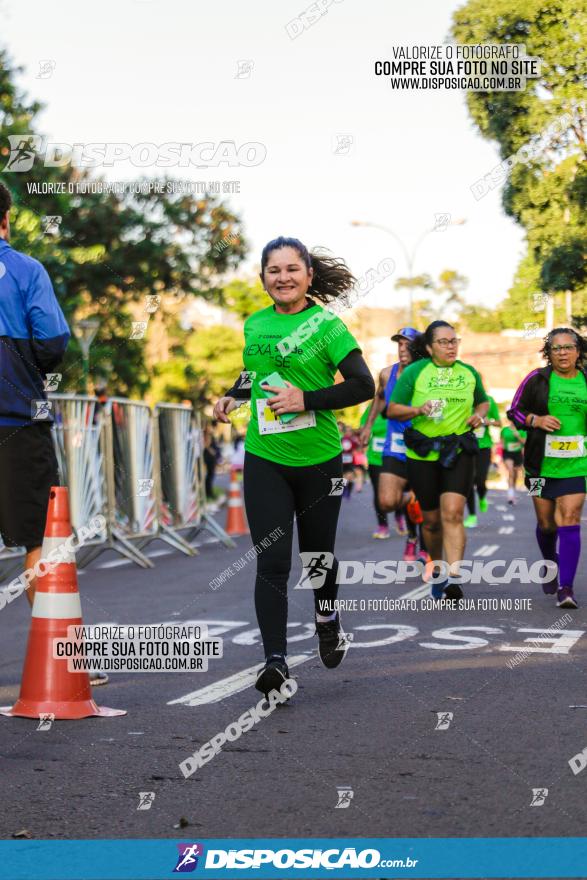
[410,321,454,360]
[0,182,12,219]
[260,236,356,304]
[541,327,587,367]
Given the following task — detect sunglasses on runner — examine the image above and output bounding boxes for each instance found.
[551,344,577,353]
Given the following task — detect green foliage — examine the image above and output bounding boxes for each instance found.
[452,0,587,329]
[222,277,270,320]
[150,324,243,407]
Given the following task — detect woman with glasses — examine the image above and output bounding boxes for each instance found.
[508,328,587,609]
[387,321,489,600]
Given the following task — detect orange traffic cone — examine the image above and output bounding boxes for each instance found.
[0,487,126,720]
[225,467,248,536]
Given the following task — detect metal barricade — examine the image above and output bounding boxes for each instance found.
[152,403,199,555]
[153,404,234,552]
[0,396,234,583]
[101,398,157,568]
[51,394,106,537]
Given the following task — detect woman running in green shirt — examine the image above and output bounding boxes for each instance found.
[388,321,489,600]
[359,405,390,538]
[464,393,501,527]
[499,422,526,505]
[213,237,374,696]
[508,328,587,609]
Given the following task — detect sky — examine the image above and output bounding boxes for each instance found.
[0,0,526,312]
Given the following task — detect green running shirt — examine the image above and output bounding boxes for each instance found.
[540,371,587,479]
[501,426,526,453]
[476,395,499,450]
[389,358,488,461]
[359,406,387,467]
[243,303,359,467]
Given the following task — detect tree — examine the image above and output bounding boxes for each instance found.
[452,0,587,326]
[222,277,269,320]
[150,324,244,408]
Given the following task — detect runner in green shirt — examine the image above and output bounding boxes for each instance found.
[388,320,489,601]
[464,393,501,527]
[508,328,587,609]
[213,236,374,696]
[499,422,526,506]
[359,406,390,538]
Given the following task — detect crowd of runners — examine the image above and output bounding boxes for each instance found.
[212,235,587,697]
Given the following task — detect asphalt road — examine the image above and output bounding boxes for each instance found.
[1,479,586,855]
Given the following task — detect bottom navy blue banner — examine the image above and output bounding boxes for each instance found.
[0,837,586,880]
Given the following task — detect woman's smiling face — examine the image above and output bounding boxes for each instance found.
[262,246,313,310]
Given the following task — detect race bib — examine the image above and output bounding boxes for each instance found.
[474,426,485,439]
[506,442,520,452]
[372,437,385,453]
[390,432,406,455]
[545,435,585,459]
[256,398,316,435]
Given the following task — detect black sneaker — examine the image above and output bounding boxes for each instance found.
[444,582,464,601]
[255,655,289,698]
[315,613,349,669]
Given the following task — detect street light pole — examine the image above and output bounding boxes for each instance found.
[351,218,466,326]
[72,319,100,394]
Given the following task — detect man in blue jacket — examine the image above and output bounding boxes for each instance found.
[0,182,70,606]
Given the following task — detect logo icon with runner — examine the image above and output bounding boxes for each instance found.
[173,843,204,873]
[530,788,548,806]
[329,477,347,496]
[137,791,155,810]
[4,135,42,172]
[36,712,55,731]
[435,712,453,730]
[335,785,354,808]
[32,399,53,420]
[294,551,334,590]
[528,477,545,497]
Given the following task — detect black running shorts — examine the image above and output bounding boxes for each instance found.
[381,455,408,481]
[406,452,476,512]
[0,423,60,550]
[524,475,587,500]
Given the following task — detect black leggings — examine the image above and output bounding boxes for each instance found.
[367,464,388,527]
[467,447,491,516]
[243,451,343,658]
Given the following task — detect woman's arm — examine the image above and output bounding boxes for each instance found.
[303,350,375,410]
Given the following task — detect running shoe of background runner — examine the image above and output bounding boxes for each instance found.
[557,587,578,610]
[316,612,350,668]
[479,497,489,513]
[255,655,290,697]
[372,525,391,539]
[403,538,417,561]
[464,514,478,528]
[394,511,408,536]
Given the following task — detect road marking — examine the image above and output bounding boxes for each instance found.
[398,583,430,601]
[474,544,500,557]
[498,527,514,535]
[496,505,507,511]
[169,582,431,706]
[502,514,515,521]
[167,653,313,706]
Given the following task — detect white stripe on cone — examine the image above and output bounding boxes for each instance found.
[32,591,82,619]
[40,534,76,565]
